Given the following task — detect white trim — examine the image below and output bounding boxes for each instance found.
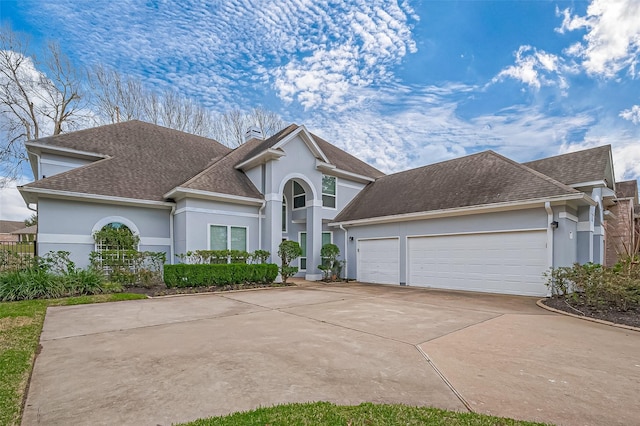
[92,216,141,236]
[38,233,93,244]
[234,148,286,170]
[140,237,172,246]
[40,157,87,169]
[594,226,604,236]
[282,194,288,234]
[279,172,319,201]
[298,231,307,271]
[265,193,280,202]
[330,194,595,227]
[559,212,578,222]
[164,187,263,205]
[19,187,174,208]
[545,202,554,275]
[292,181,307,211]
[309,199,323,207]
[321,175,337,210]
[577,221,594,232]
[405,228,547,239]
[316,161,376,183]
[25,142,108,160]
[207,224,249,252]
[570,180,607,189]
[174,206,262,218]
[338,181,365,190]
[322,231,333,244]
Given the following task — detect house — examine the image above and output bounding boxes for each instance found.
[605,180,639,266]
[11,225,37,242]
[0,220,25,243]
[18,120,628,296]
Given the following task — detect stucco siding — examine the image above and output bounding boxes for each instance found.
[37,197,171,268]
[40,153,92,178]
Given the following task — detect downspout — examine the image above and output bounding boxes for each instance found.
[545,202,554,296]
[169,204,176,264]
[339,224,348,280]
[258,200,266,251]
[33,152,41,180]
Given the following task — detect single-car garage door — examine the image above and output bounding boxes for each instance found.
[357,238,400,285]
[407,230,548,296]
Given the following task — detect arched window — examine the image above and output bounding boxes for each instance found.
[94,222,138,252]
[293,181,306,209]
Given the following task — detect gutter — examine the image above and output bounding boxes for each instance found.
[544,201,554,297]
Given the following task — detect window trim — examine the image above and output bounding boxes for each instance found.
[282,195,288,233]
[292,181,306,211]
[208,224,249,252]
[322,175,337,210]
[299,231,307,271]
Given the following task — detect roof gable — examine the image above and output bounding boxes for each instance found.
[616,180,639,202]
[334,150,582,223]
[21,121,231,202]
[523,145,613,188]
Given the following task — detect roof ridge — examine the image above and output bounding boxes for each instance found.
[486,150,580,194]
[524,144,611,165]
[374,150,492,181]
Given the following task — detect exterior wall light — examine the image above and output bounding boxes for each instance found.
[550,221,559,229]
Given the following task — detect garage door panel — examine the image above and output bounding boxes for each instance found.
[357,238,400,285]
[408,231,548,296]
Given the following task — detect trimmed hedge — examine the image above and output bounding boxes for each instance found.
[164,263,278,288]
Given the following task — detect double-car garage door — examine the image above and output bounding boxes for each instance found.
[357,231,549,296]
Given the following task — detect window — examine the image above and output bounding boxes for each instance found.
[282,196,287,233]
[293,181,306,209]
[299,232,307,270]
[299,232,332,271]
[322,175,336,208]
[210,225,247,252]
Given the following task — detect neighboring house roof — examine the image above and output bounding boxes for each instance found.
[523,145,613,187]
[615,180,639,202]
[11,225,37,235]
[334,150,583,223]
[0,220,25,234]
[21,121,231,202]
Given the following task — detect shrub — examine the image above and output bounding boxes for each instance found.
[164,263,278,288]
[278,240,302,284]
[318,243,342,281]
[89,250,165,287]
[545,260,640,311]
[250,250,270,264]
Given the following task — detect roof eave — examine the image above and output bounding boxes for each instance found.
[24,141,109,161]
[164,187,264,206]
[234,148,286,171]
[330,193,595,227]
[18,186,174,209]
[316,160,375,183]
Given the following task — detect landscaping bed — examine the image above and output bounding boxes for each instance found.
[125,282,292,297]
[542,295,640,328]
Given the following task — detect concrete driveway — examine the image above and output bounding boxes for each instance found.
[23,283,640,426]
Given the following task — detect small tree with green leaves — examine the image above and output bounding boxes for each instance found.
[318,243,341,281]
[278,240,302,284]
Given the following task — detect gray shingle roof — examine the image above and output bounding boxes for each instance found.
[0,220,25,234]
[22,121,231,202]
[523,145,612,186]
[334,150,581,223]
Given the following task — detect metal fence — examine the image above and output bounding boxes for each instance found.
[0,241,37,272]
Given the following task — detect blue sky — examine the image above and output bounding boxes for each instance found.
[1,0,639,220]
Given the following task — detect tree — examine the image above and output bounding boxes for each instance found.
[277,240,302,284]
[24,213,37,227]
[0,25,85,185]
[210,107,286,147]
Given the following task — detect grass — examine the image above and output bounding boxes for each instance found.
[0,293,146,426]
[177,402,549,426]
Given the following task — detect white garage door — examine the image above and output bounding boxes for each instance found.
[407,231,548,296]
[357,238,400,285]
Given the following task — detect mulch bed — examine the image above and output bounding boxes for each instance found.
[124,282,292,297]
[542,295,640,328]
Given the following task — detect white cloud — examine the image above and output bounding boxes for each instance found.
[0,179,31,221]
[620,105,640,124]
[556,0,640,77]
[492,46,574,92]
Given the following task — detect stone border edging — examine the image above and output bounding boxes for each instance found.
[536,299,640,333]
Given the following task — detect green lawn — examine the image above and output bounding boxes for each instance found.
[0,293,146,426]
[177,402,550,426]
